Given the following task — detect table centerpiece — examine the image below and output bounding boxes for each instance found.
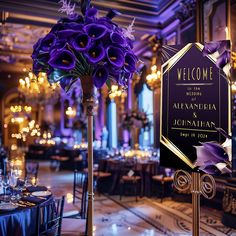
[31,0,137,234]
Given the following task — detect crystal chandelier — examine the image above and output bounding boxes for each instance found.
[18,72,60,105]
[10,105,32,123]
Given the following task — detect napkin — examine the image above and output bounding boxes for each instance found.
[21,196,44,204]
[26,186,48,192]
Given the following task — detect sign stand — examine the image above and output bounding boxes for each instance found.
[174,170,216,236]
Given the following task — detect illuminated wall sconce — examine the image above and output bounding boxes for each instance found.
[146,65,161,90]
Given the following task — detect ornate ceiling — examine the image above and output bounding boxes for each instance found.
[0,0,181,73]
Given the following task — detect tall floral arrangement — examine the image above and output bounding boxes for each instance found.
[31,0,137,95]
[122,109,151,131]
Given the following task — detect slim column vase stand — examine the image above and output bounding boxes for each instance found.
[85,97,95,236]
[82,77,97,236]
[174,170,216,236]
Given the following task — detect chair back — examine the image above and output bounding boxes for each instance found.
[37,196,65,236]
[25,161,39,179]
[120,158,139,177]
[73,170,88,219]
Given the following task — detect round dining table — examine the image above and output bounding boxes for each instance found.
[0,186,52,236]
[97,158,159,196]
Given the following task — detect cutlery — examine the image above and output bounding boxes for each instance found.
[13,203,27,207]
[19,201,35,206]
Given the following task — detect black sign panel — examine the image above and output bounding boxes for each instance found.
[160,41,231,175]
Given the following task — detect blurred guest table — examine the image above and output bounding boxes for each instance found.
[98,154,159,196]
[0,185,52,236]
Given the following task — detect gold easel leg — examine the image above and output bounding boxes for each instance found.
[192,172,200,236]
[87,114,94,236]
[174,170,216,236]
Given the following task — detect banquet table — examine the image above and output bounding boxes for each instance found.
[0,186,52,236]
[97,158,159,196]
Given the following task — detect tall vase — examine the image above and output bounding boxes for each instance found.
[81,76,97,236]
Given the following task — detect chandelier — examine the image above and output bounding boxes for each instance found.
[18,72,60,105]
[10,105,32,123]
[12,120,41,142]
[146,65,161,90]
[109,85,127,100]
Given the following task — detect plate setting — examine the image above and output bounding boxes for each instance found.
[31,191,52,197]
[0,203,18,211]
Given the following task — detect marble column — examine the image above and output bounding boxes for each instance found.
[153,87,161,148]
[108,100,118,148]
[95,90,105,141]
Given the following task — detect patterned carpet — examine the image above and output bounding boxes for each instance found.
[38,162,236,236]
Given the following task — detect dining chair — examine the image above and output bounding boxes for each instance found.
[73,170,88,219]
[152,167,174,202]
[83,159,111,194]
[36,196,65,236]
[119,159,141,202]
[25,161,39,179]
[93,159,112,194]
[62,171,88,235]
[63,170,88,219]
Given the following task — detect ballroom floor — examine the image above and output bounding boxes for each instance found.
[38,161,236,236]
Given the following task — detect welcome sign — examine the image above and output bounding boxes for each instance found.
[160,41,232,176]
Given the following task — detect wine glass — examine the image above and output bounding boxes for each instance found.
[16,178,25,200]
[2,175,10,201]
[9,174,18,200]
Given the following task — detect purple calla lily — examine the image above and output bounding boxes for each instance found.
[110,32,126,46]
[51,39,67,51]
[41,33,56,52]
[57,29,80,39]
[107,46,124,68]
[201,142,228,162]
[50,23,64,34]
[84,23,108,39]
[202,41,221,56]
[64,22,84,31]
[198,165,221,175]
[85,7,97,21]
[71,33,91,52]
[92,66,109,88]
[124,52,137,73]
[194,141,231,175]
[216,50,231,69]
[49,49,76,70]
[85,44,105,64]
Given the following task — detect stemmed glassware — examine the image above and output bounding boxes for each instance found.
[2,175,10,200]
[9,173,18,200]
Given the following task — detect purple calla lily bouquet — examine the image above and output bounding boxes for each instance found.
[31,0,137,94]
